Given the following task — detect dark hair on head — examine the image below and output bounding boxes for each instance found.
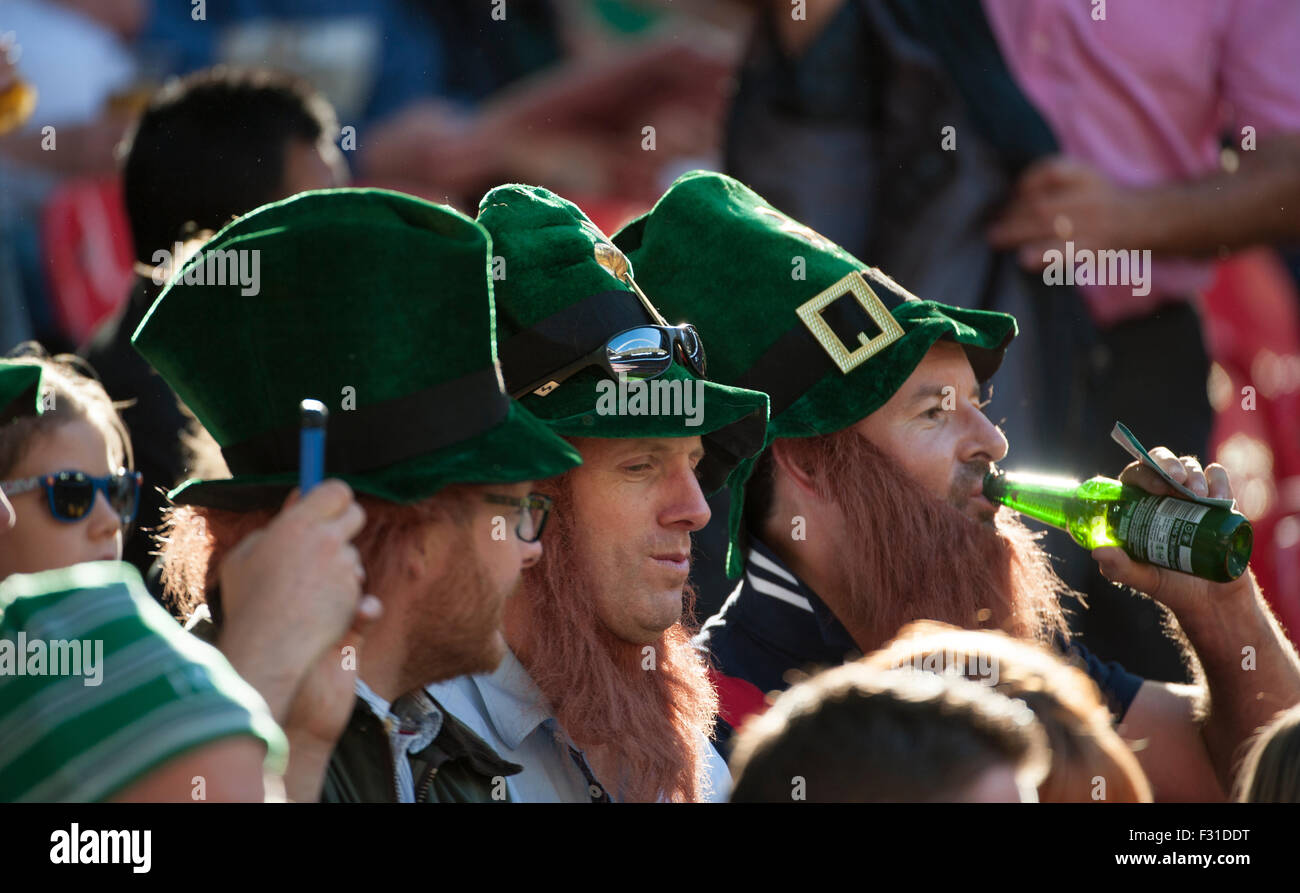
[0,343,133,478]
[121,65,339,263]
[1236,703,1300,803]
[729,663,1050,802]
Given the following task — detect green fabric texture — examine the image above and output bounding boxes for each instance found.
[0,362,43,422]
[0,560,288,801]
[613,171,1018,576]
[131,188,581,510]
[477,183,769,494]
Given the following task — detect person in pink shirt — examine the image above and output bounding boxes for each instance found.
[983,0,1300,327]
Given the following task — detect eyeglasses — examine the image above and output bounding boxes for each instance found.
[0,468,142,525]
[484,492,553,543]
[511,324,707,399]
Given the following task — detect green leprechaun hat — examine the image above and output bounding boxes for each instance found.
[0,361,44,426]
[477,184,770,495]
[132,188,581,510]
[613,171,1017,576]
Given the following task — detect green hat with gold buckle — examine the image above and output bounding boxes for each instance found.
[477,183,769,495]
[132,187,582,510]
[613,171,1017,575]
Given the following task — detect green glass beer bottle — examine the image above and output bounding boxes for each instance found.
[982,470,1253,583]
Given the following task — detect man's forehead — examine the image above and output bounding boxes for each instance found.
[899,342,979,392]
[577,436,705,459]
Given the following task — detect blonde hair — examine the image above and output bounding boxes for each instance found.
[1235,703,1300,802]
[863,621,1153,802]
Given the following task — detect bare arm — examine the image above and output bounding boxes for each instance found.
[988,136,1300,265]
[110,737,269,802]
[1095,450,1300,797]
[1119,135,1300,257]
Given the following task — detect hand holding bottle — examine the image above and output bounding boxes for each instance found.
[1092,446,1255,613]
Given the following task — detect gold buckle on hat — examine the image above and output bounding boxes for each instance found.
[796,272,904,374]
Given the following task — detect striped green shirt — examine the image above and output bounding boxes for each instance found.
[0,561,287,801]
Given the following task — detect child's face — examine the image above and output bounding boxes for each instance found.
[0,419,123,580]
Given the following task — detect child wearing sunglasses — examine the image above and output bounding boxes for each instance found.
[0,359,382,801]
[0,348,138,581]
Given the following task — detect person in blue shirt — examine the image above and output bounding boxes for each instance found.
[430,185,770,802]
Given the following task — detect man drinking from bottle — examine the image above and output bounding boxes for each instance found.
[614,171,1300,801]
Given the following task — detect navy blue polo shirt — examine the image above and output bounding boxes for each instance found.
[697,537,1147,755]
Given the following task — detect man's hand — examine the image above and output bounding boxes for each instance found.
[280,621,379,803]
[217,480,370,723]
[1090,446,1253,616]
[987,156,1141,270]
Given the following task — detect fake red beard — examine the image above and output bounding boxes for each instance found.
[775,429,1073,656]
[504,475,719,803]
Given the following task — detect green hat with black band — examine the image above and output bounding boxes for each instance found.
[477,183,769,495]
[132,187,581,510]
[613,171,1018,577]
[0,362,44,426]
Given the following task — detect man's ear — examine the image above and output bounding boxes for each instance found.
[770,439,821,501]
[406,521,450,582]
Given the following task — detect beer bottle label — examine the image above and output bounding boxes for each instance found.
[1118,496,1210,573]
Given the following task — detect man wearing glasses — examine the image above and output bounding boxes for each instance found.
[138,189,584,802]
[428,185,770,802]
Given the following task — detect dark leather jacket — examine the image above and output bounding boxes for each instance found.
[321,696,523,803]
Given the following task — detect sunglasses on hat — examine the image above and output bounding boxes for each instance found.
[514,243,708,398]
[511,324,707,399]
[0,468,142,525]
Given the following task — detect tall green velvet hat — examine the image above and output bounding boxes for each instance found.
[132,188,581,510]
[0,362,44,425]
[477,184,769,494]
[613,171,1018,575]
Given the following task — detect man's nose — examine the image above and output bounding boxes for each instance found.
[519,536,543,569]
[964,404,1009,464]
[659,465,711,532]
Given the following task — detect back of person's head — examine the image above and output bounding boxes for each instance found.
[1236,703,1300,803]
[863,621,1153,802]
[729,663,1050,802]
[122,65,343,263]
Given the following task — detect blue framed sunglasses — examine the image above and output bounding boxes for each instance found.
[0,468,142,525]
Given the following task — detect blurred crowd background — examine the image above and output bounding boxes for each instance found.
[1,0,1298,676]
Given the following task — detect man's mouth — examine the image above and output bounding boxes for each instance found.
[649,552,691,574]
[951,475,998,524]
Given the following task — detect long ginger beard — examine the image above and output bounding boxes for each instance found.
[775,429,1073,656]
[503,475,719,803]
